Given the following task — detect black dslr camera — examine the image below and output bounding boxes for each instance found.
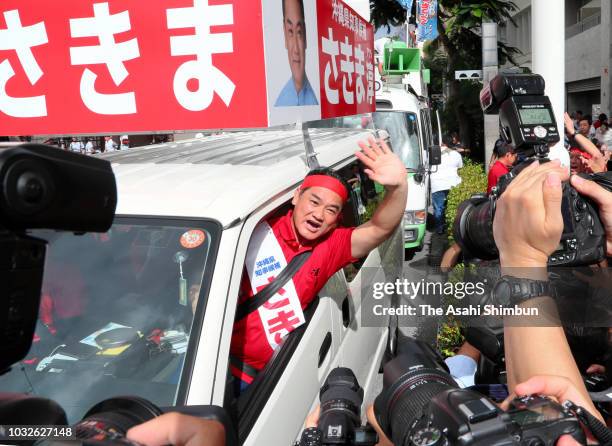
[372,339,585,446]
[298,368,378,446]
[0,144,236,446]
[453,73,612,266]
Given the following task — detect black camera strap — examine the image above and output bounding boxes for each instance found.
[235,250,312,321]
[563,400,612,445]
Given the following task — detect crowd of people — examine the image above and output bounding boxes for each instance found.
[123,134,612,445]
[57,135,130,155]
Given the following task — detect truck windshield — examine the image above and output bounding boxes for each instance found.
[0,218,218,423]
[307,111,421,170]
[371,111,421,170]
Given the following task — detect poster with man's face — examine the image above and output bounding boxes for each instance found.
[263,0,322,124]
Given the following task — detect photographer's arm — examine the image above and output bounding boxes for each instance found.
[565,112,607,173]
[492,161,598,417]
[126,413,225,446]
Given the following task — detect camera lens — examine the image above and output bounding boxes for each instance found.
[17,171,45,204]
[374,341,457,446]
[73,396,163,441]
[3,158,54,216]
[452,195,498,260]
[318,368,364,443]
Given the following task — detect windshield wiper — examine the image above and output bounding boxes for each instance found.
[20,363,36,394]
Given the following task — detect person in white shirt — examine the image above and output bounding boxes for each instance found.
[430,142,463,234]
[69,138,84,154]
[120,135,129,150]
[85,139,95,155]
[104,136,117,152]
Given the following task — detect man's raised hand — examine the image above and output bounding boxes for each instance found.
[355,136,406,189]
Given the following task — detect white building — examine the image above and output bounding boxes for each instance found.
[500,0,610,118]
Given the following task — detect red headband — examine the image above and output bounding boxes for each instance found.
[570,148,593,160]
[302,175,349,202]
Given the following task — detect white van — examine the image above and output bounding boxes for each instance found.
[375,82,441,258]
[309,87,441,259]
[0,129,402,445]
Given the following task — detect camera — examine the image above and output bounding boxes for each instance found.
[299,367,378,446]
[372,339,585,445]
[453,73,612,266]
[0,144,236,446]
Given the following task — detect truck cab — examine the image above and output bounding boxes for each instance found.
[375,41,442,259]
[0,130,402,445]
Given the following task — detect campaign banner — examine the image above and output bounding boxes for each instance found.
[0,0,268,135]
[417,0,439,42]
[263,0,375,126]
[0,0,374,136]
[315,0,376,121]
[396,0,415,12]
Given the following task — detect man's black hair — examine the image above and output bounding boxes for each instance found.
[575,110,583,116]
[494,141,514,157]
[582,115,593,126]
[303,167,351,198]
[598,113,608,122]
[281,0,305,24]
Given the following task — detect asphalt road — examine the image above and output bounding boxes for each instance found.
[370,227,449,402]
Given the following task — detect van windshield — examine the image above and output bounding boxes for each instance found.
[371,111,421,170]
[0,218,218,423]
[307,112,421,170]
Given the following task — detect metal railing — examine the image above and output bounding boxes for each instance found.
[566,11,601,39]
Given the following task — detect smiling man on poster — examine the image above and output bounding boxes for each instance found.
[275,0,319,107]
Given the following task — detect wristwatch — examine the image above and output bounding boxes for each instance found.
[491,276,554,307]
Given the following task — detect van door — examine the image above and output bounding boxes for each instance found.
[327,164,403,406]
[221,201,337,446]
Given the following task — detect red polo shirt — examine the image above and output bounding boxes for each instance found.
[487,160,510,194]
[230,210,357,375]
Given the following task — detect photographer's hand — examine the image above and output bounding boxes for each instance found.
[492,161,593,420]
[366,405,394,446]
[564,112,576,136]
[514,375,604,444]
[570,175,612,256]
[493,160,569,272]
[126,413,225,446]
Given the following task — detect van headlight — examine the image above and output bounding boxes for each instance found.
[404,210,426,225]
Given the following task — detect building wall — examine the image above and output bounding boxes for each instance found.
[566,24,601,83]
[500,0,609,114]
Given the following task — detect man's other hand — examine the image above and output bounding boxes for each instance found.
[356,136,406,189]
[126,413,225,446]
[493,160,569,268]
[570,175,612,255]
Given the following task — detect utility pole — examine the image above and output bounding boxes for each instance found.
[482,22,498,171]
[532,0,566,163]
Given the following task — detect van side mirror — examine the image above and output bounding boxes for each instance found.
[429,145,441,166]
[413,166,425,184]
[376,129,391,145]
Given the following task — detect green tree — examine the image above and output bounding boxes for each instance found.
[371,0,521,160]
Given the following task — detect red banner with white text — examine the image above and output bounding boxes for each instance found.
[0,0,374,135]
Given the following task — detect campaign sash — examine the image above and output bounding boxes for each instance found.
[245,221,306,351]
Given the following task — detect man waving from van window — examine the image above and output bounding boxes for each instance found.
[230,137,407,394]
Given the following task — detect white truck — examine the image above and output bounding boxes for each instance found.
[0,129,402,445]
[375,40,442,259]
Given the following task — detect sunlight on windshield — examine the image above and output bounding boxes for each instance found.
[0,219,216,422]
[308,112,421,169]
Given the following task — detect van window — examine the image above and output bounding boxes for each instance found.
[308,112,421,170]
[336,163,384,281]
[371,111,421,170]
[0,218,219,423]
